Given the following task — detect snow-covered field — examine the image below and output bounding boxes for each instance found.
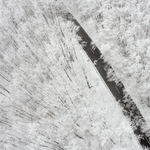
[63,0,150,131]
[0,1,143,149]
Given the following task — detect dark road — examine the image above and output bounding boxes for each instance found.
[66,13,150,149]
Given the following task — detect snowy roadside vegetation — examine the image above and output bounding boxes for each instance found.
[0,0,143,149]
[64,0,150,130]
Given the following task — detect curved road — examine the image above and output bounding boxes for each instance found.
[66,13,150,149]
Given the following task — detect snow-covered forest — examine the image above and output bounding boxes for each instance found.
[0,0,146,149]
[64,0,150,130]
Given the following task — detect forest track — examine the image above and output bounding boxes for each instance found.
[65,11,150,149]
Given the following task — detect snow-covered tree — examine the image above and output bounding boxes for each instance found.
[0,0,142,149]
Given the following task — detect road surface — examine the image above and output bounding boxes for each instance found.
[66,13,150,149]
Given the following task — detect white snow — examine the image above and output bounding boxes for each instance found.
[0,0,143,149]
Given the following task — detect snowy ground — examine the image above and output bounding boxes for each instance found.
[0,1,143,149]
